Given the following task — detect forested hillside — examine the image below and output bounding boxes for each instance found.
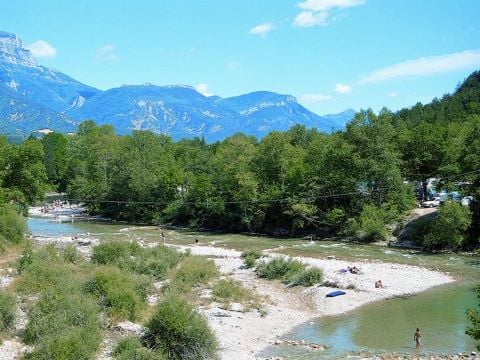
[32,71,480,250]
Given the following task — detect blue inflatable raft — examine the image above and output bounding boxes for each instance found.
[326,290,346,297]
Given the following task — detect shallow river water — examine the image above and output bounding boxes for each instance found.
[27,216,479,358]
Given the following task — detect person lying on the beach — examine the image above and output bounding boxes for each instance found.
[349,266,361,274]
[337,266,351,273]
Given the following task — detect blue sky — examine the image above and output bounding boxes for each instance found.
[2,0,480,115]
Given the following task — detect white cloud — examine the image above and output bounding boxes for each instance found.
[299,93,332,104]
[360,50,480,83]
[293,11,328,27]
[249,23,275,37]
[96,44,118,62]
[195,83,213,97]
[299,0,366,12]
[294,0,365,27]
[388,92,398,97]
[26,40,56,58]
[334,83,352,94]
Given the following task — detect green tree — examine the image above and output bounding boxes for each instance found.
[42,132,68,191]
[466,285,480,350]
[423,201,472,250]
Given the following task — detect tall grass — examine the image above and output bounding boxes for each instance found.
[255,257,323,287]
[212,278,260,310]
[113,337,166,360]
[83,266,150,321]
[0,291,15,333]
[91,240,182,279]
[0,204,26,252]
[143,295,217,360]
[240,249,262,269]
[23,287,102,360]
[167,255,218,294]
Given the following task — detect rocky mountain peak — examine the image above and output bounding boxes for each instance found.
[0,31,38,67]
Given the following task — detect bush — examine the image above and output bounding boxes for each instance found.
[325,208,347,233]
[23,287,102,360]
[466,285,480,351]
[143,295,217,360]
[84,266,150,320]
[0,204,26,251]
[168,256,218,293]
[357,204,388,242]
[422,201,472,250]
[90,241,142,273]
[241,250,262,269]
[62,245,82,264]
[16,245,77,293]
[290,267,323,287]
[91,241,182,279]
[0,291,15,332]
[113,337,166,360]
[240,250,262,260]
[255,257,304,282]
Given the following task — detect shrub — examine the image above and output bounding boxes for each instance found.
[143,295,217,360]
[325,208,347,233]
[0,291,15,332]
[466,285,480,350]
[62,245,82,264]
[23,288,102,360]
[255,257,304,282]
[0,204,26,251]
[409,215,435,245]
[357,204,388,242]
[168,256,218,293]
[113,337,166,360]
[16,245,76,293]
[91,241,182,279]
[241,250,262,269]
[137,246,183,279]
[91,240,141,269]
[422,201,472,250]
[290,267,323,287]
[84,266,149,320]
[240,250,262,260]
[243,255,257,269]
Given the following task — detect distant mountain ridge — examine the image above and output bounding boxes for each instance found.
[0,31,355,141]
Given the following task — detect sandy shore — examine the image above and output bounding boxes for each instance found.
[172,244,455,360]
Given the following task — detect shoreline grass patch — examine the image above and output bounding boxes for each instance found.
[212,278,260,310]
[0,291,15,333]
[241,249,262,269]
[23,287,103,360]
[167,255,218,294]
[143,295,218,360]
[256,257,323,287]
[83,266,150,321]
[113,337,166,360]
[91,240,182,279]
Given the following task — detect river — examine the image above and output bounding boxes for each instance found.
[27,215,479,358]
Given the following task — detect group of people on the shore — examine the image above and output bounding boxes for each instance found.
[337,265,386,289]
[40,200,69,213]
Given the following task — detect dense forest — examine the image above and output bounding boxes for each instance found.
[1,71,480,252]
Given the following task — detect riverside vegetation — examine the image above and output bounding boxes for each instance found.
[0,71,479,356]
[36,71,480,250]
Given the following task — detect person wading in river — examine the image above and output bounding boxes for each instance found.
[414,328,421,350]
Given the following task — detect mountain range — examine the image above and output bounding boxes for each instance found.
[0,31,355,142]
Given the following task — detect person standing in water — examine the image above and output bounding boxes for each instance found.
[414,328,421,350]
